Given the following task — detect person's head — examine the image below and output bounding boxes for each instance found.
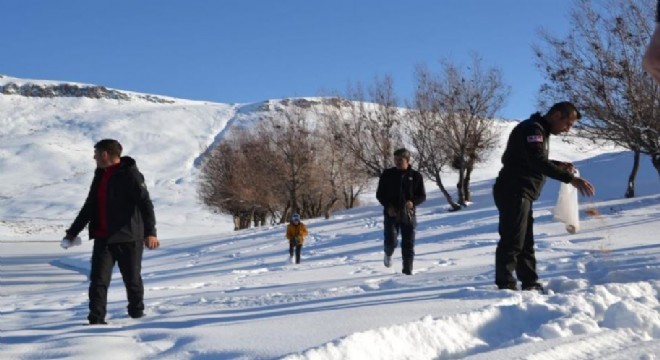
[93,139,122,168]
[291,213,301,224]
[393,148,411,170]
[545,101,581,135]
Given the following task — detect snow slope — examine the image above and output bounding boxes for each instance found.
[0,75,239,238]
[1,76,659,359]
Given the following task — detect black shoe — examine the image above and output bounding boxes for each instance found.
[522,283,544,293]
[497,283,518,290]
[128,311,144,319]
[402,259,413,275]
[88,318,108,325]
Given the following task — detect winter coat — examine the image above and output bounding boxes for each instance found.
[495,113,574,201]
[376,165,426,224]
[286,222,308,245]
[67,156,157,243]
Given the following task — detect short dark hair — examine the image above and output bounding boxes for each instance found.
[94,139,123,158]
[393,148,411,160]
[547,101,581,120]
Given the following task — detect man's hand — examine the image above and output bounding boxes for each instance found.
[570,177,596,197]
[60,235,81,249]
[145,236,160,250]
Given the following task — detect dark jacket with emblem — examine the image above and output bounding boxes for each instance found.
[67,156,157,243]
[376,166,426,220]
[495,113,574,201]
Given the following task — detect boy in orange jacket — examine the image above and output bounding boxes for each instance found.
[286,213,308,264]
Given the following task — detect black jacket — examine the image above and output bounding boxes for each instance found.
[376,166,426,211]
[495,113,574,200]
[67,156,157,243]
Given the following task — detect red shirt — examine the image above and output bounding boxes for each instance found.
[94,162,120,238]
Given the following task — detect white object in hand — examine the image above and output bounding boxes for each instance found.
[60,236,82,249]
[553,169,580,234]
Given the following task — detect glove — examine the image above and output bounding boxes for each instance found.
[60,236,82,249]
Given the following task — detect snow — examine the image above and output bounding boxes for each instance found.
[1,77,659,359]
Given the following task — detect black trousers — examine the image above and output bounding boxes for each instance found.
[88,239,144,321]
[493,185,538,288]
[289,242,302,264]
[383,213,415,272]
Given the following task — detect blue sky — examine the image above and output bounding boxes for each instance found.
[2,0,574,119]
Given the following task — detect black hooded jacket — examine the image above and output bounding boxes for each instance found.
[495,113,574,200]
[376,166,426,211]
[67,156,157,243]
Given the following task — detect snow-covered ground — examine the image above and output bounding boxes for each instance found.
[1,76,659,359]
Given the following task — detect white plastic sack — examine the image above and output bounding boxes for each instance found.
[553,170,580,234]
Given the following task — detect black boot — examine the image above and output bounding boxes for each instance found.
[402,258,413,275]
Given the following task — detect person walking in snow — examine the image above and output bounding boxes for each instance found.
[376,148,426,275]
[286,213,307,264]
[493,102,595,292]
[64,139,159,325]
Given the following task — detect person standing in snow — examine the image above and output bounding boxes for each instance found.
[376,148,426,275]
[643,0,660,83]
[493,102,595,291]
[286,213,307,264]
[64,139,159,325]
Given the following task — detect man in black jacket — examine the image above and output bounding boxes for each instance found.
[65,139,159,324]
[493,102,595,291]
[376,148,426,275]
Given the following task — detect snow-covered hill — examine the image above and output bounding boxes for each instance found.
[0,75,243,239]
[1,75,659,359]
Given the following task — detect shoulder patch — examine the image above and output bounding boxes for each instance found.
[527,135,543,143]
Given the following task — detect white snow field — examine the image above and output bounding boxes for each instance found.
[1,75,659,359]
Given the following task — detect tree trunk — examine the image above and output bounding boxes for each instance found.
[652,154,660,178]
[324,198,338,219]
[237,211,252,230]
[625,150,640,198]
[464,161,474,202]
[456,167,466,206]
[253,211,266,227]
[434,173,461,211]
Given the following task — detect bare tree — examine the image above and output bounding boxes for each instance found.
[338,75,404,177]
[535,0,660,197]
[436,56,509,204]
[409,57,509,208]
[317,97,370,210]
[256,108,315,219]
[407,65,461,210]
[198,131,282,229]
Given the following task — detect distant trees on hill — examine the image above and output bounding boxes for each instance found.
[199,99,370,229]
[199,57,510,229]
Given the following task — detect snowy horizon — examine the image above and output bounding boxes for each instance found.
[1,76,659,359]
